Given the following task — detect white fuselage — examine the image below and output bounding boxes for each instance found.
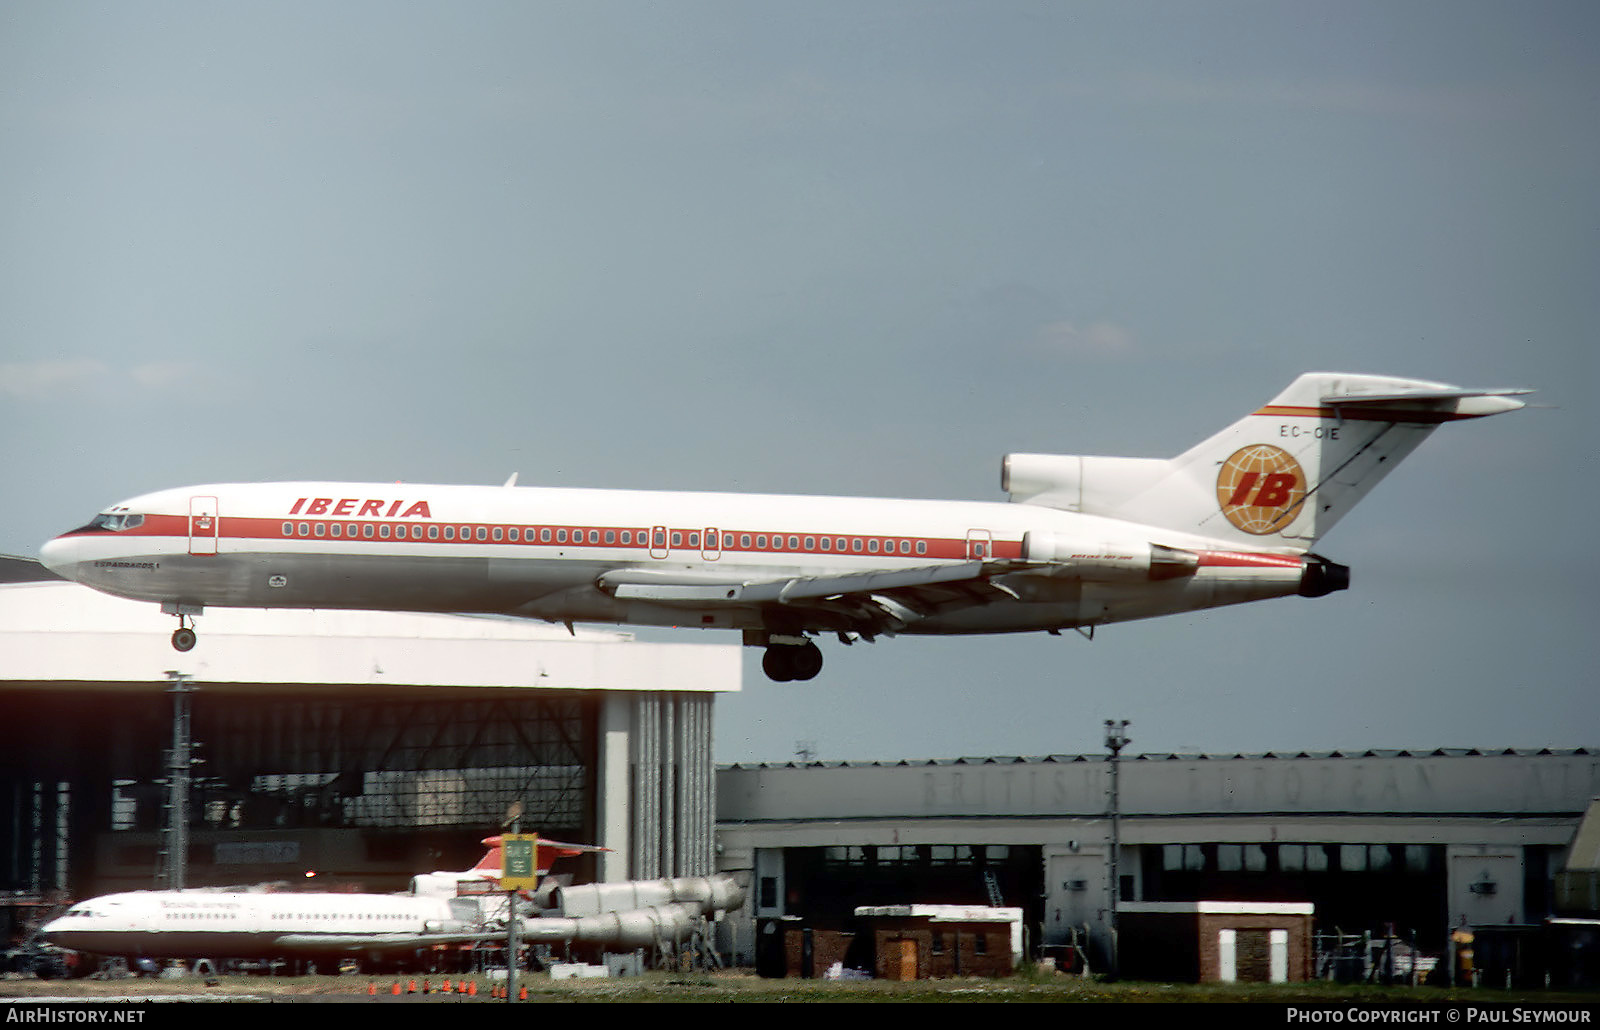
[41,890,460,960]
[38,481,1313,638]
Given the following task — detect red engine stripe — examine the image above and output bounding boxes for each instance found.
[1197,550,1303,569]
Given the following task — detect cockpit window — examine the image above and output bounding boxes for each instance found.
[88,513,144,532]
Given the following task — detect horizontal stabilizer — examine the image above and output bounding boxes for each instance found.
[1322,387,1531,403]
[1319,384,1530,420]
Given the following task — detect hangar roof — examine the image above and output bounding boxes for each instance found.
[718,748,1599,821]
[0,576,739,695]
[723,747,1592,769]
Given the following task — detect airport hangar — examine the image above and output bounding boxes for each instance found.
[0,557,737,906]
[715,748,1599,966]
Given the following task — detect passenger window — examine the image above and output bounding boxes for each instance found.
[867,539,878,553]
[916,540,927,555]
[379,525,391,539]
[741,534,752,548]
[688,532,699,548]
[804,536,815,550]
[298,522,310,536]
[787,535,798,549]
[282,522,293,536]
[557,529,567,543]
[541,528,551,543]
[476,527,488,541]
[821,537,831,551]
[492,527,503,542]
[589,530,599,544]
[509,528,519,542]
[756,535,767,549]
[671,531,683,547]
[900,540,910,554]
[620,530,631,545]
[314,523,326,537]
[605,530,615,544]
[445,526,455,541]
[851,538,862,552]
[363,524,374,539]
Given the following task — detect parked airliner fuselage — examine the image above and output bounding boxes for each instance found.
[42,890,462,962]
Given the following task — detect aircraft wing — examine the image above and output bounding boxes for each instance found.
[274,921,637,953]
[786,575,1021,638]
[274,929,511,953]
[598,561,1020,637]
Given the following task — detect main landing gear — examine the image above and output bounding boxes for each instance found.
[161,602,203,652]
[762,642,823,682]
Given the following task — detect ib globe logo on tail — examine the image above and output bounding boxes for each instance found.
[1217,445,1306,535]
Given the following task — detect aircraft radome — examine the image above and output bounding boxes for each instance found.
[40,373,1528,681]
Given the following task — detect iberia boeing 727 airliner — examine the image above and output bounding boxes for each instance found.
[39,373,1527,681]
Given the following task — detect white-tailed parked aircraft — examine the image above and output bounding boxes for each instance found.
[39,835,608,964]
[39,373,1527,681]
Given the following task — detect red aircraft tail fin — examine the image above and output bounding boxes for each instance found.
[472,835,609,875]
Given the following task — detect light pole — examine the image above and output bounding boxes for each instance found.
[163,671,196,890]
[1104,719,1130,979]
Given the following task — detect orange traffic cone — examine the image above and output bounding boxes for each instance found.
[391,982,401,995]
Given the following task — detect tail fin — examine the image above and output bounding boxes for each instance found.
[470,834,608,876]
[1005,373,1528,549]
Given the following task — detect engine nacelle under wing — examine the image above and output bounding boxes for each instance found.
[1020,530,1200,581]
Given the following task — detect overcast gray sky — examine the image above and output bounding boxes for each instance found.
[3,2,1594,764]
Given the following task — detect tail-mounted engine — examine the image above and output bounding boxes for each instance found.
[1021,530,1199,581]
[1298,556,1351,597]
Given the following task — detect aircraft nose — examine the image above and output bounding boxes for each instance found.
[39,535,77,577]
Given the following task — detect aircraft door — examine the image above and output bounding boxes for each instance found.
[702,527,721,561]
[189,496,219,556]
[650,525,669,559]
[966,529,993,560]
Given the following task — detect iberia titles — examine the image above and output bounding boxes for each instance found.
[288,497,433,518]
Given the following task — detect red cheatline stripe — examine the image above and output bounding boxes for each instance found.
[1197,550,1303,569]
[57,516,1022,561]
